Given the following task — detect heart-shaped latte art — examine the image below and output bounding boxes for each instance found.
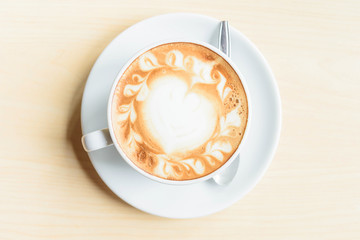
[141,75,218,156]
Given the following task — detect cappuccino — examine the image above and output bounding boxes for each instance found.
[111,42,248,181]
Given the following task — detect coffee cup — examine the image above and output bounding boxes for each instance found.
[82,40,251,185]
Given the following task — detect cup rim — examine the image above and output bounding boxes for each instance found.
[107,39,252,185]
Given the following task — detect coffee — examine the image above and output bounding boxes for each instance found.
[111,42,248,181]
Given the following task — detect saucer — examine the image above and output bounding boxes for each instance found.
[81,13,281,219]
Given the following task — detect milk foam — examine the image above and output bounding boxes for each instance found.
[111,42,248,181]
[141,75,217,155]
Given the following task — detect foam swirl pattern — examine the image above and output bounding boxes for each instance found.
[111,42,248,180]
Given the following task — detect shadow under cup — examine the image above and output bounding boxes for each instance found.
[82,40,251,185]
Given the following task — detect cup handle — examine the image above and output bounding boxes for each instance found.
[81,128,113,152]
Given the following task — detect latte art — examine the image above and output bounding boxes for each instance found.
[142,75,217,155]
[111,42,248,180]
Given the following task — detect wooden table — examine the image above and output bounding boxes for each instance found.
[1,1,359,239]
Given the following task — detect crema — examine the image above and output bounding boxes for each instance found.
[111,42,248,181]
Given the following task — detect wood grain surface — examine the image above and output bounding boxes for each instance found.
[0,0,359,239]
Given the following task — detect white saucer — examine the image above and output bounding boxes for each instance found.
[81,13,281,219]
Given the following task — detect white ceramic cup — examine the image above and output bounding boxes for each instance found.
[82,40,251,185]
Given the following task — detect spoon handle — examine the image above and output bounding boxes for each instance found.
[218,21,231,57]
